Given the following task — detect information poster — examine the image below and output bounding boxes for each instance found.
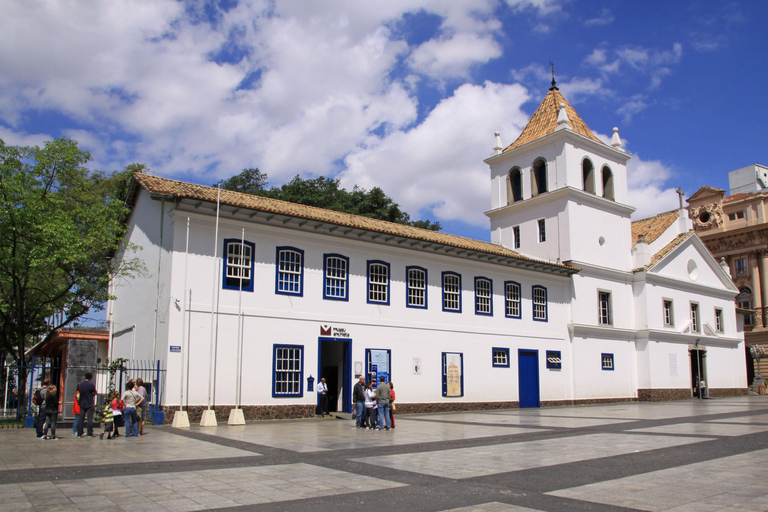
[445,352,462,397]
[370,350,389,383]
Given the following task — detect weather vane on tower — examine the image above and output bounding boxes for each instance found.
[549,59,557,89]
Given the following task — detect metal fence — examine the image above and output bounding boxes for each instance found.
[2,359,165,424]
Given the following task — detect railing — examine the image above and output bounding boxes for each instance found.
[1,360,164,424]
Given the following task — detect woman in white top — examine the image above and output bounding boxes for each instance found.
[121,381,143,438]
[363,382,376,429]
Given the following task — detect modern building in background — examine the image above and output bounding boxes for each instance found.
[108,83,747,424]
[689,164,768,385]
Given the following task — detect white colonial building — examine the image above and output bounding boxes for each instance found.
[109,83,747,424]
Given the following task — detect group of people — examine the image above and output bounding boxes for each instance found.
[353,375,396,430]
[33,373,150,440]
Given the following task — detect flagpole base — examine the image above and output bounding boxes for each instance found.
[172,410,190,428]
[228,408,245,425]
[200,409,218,427]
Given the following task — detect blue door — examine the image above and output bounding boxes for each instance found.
[518,349,540,408]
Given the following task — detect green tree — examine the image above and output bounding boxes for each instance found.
[219,169,441,230]
[0,138,142,410]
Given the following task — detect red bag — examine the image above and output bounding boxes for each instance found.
[72,391,80,415]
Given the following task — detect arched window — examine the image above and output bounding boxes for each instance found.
[531,159,547,196]
[582,158,595,194]
[508,167,523,203]
[602,165,614,200]
[738,286,754,325]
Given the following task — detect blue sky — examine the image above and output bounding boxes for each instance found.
[2,0,767,243]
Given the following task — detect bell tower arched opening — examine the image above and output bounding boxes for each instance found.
[582,158,595,194]
[531,159,547,197]
[508,167,523,204]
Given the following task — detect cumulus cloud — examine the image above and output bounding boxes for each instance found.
[341,81,531,226]
[625,156,680,219]
[584,8,614,26]
[408,33,502,78]
[584,43,682,90]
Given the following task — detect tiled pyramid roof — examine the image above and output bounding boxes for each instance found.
[504,87,605,151]
[130,173,578,273]
[631,209,679,245]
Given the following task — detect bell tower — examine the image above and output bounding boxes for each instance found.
[484,83,634,271]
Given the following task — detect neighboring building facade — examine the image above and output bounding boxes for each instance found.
[109,84,747,423]
[689,164,768,384]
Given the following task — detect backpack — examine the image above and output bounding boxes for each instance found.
[32,388,43,406]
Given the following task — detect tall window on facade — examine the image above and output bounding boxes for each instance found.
[224,239,255,292]
[367,261,390,305]
[475,277,492,316]
[734,257,748,277]
[505,281,521,318]
[442,272,462,312]
[273,345,303,397]
[598,291,612,325]
[663,299,674,327]
[508,168,523,203]
[323,254,349,300]
[533,285,548,321]
[406,266,427,309]
[738,287,754,325]
[513,226,521,249]
[602,166,615,200]
[690,302,700,333]
[276,247,303,296]
[538,219,546,243]
[582,158,595,194]
[715,308,723,332]
[531,159,547,196]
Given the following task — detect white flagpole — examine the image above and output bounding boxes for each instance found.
[203,186,221,426]
[172,216,191,428]
[228,227,246,425]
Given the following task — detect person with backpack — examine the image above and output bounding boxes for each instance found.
[34,379,50,439]
[42,384,59,440]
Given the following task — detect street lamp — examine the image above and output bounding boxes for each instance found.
[750,345,765,390]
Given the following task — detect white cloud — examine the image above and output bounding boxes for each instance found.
[625,154,680,220]
[341,81,531,226]
[584,8,614,26]
[505,0,564,16]
[558,77,609,103]
[408,33,502,78]
[584,43,682,90]
[617,94,649,123]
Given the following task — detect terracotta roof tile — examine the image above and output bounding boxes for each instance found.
[504,87,605,151]
[634,231,695,272]
[631,209,679,245]
[132,173,578,273]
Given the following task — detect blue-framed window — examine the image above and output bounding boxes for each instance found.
[546,350,562,369]
[272,344,303,397]
[602,353,614,371]
[406,266,428,309]
[442,352,464,397]
[323,254,349,301]
[223,239,255,292]
[367,260,390,305]
[475,277,493,316]
[442,272,462,312]
[492,347,510,368]
[505,281,521,318]
[366,348,391,384]
[533,285,548,322]
[275,247,304,296]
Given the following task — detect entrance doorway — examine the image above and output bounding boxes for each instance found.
[518,349,540,408]
[318,338,351,413]
[690,348,707,398]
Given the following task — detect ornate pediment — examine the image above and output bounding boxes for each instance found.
[690,203,723,231]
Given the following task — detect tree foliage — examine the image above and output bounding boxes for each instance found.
[0,138,143,370]
[218,168,441,231]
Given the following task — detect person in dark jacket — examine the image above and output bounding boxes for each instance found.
[353,375,366,428]
[77,373,98,437]
[42,385,59,440]
[35,378,50,438]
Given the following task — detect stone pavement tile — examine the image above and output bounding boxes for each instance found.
[0,502,34,512]
[415,411,630,429]
[353,433,709,479]
[153,497,206,512]
[707,414,768,424]
[189,419,537,453]
[550,448,768,511]
[441,502,544,511]
[0,427,258,470]
[629,422,768,436]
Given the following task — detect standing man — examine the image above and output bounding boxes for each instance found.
[352,375,366,428]
[34,378,50,439]
[375,376,391,430]
[77,372,97,437]
[136,378,148,435]
[317,377,329,417]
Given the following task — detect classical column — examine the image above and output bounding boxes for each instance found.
[760,251,768,328]
[751,253,763,327]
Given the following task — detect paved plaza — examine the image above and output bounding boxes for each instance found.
[2,397,768,511]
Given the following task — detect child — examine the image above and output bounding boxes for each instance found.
[100,399,114,440]
[111,391,124,437]
[71,390,80,437]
